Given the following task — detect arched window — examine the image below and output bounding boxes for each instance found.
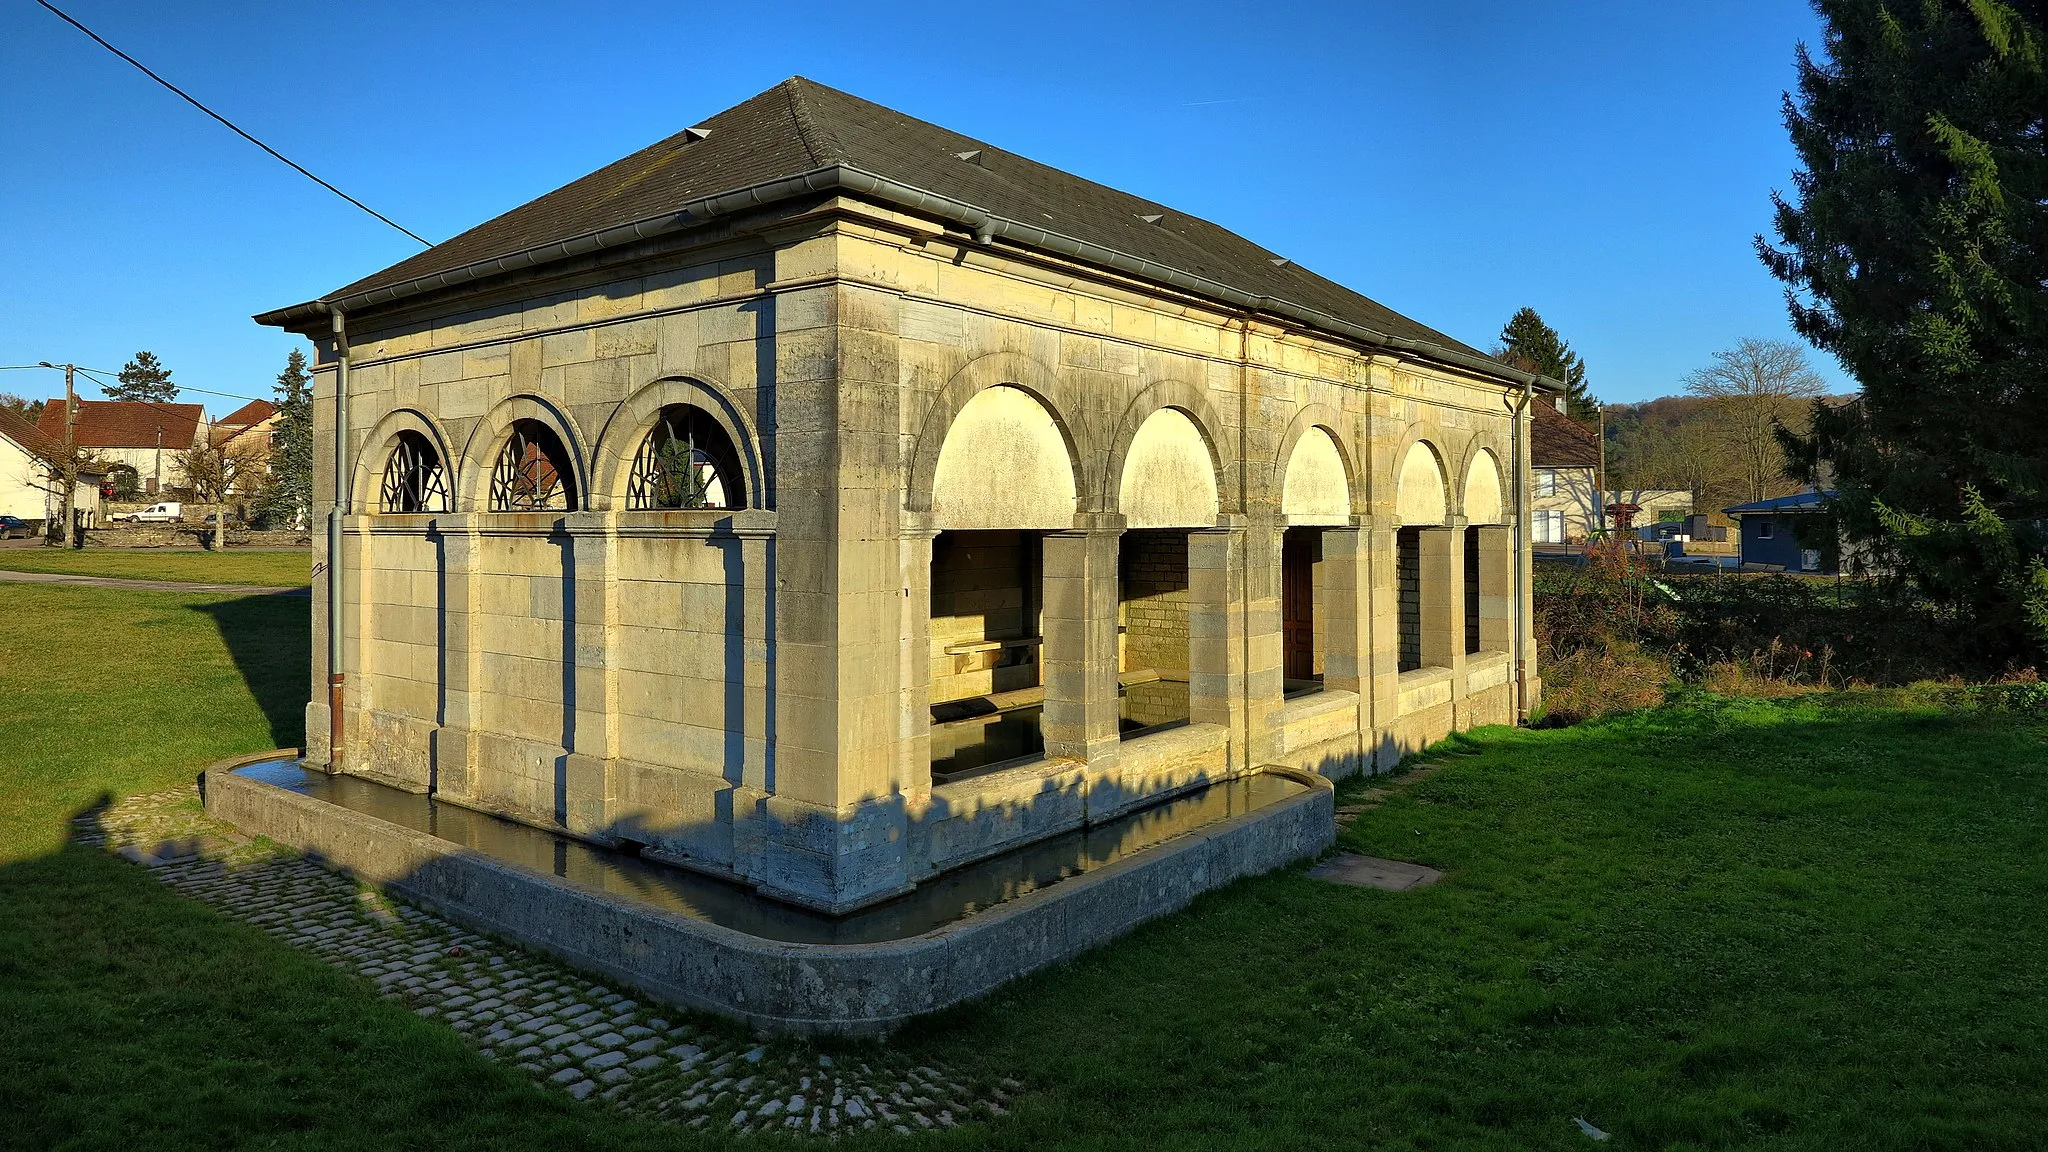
[625,405,742,510]
[379,430,449,513]
[489,419,577,512]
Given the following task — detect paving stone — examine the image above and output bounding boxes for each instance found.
[87,784,988,1140]
[1306,853,1444,891]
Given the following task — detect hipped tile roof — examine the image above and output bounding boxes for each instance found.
[287,78,1490,365]
[1531,399,1601,468]
[35,400,204,450]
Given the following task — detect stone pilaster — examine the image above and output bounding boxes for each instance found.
[727,510,777,880]
[895,519,939,798]
[559,511,620,839]
[429,514,481,800]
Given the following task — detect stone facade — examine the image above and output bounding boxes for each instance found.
[283,186,1540,915]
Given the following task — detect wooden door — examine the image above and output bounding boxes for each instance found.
[1282,532,1314,681]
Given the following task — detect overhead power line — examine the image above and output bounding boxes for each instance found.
[32,0,434,247]
[71,366,267,405]
[1,363,267,404]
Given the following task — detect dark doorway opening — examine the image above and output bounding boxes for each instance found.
[1282,528,1325,695]
[1464,527,1482,655]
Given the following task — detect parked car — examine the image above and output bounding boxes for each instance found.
[0,515,31,539]
[127,502,184,523]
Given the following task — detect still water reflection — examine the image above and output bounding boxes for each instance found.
[234,759,1304,946]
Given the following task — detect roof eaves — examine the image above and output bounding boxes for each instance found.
[256,163,1558,393]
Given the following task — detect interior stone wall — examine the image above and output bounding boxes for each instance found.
[928,530,1039,704]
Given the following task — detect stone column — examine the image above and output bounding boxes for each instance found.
[1188,517,1255,768]
[430,514,481,798]
[1475,524,1516,653]
[1419,518,1468,678]
[560,511,620,839]
[1321,520,1370,728]
[1041,515,1124,766]
[1365,516,1401,749]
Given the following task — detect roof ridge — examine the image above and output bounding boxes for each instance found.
[782,76,845,167]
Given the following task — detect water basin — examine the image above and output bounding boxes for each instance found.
[234,759,1306,946]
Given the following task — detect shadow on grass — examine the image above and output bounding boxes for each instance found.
[0,796,704,1152]
[190,592,310,750]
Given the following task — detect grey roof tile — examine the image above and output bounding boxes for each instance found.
[313,78,1483,359]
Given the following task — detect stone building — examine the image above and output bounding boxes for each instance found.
[257,79,1551,915]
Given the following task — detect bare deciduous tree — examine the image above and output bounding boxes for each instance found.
[1682,338,1828,503]
[175,432,271,550]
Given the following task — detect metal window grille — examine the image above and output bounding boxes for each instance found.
[378,430,449,513]
[626,407,739,510]
[489,420,575,512]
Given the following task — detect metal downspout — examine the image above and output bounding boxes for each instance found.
[328,308,349,769]
[1510,378,1533,722]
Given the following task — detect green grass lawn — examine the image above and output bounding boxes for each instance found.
[3,582,2044,1149]
[0,548,310,587]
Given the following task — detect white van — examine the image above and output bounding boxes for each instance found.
[128,502,184,523]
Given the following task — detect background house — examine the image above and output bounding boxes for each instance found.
[37,400,206,497]
[0,407,103,531]
[1725,490,1836,572]
[208,398,280,499]
[1530,398,1602,546]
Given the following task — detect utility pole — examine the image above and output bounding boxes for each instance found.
[37,363,79,547]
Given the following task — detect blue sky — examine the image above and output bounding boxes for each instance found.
[0,0,1844,410]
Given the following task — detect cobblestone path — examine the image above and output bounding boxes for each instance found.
[77,784,1014,1138]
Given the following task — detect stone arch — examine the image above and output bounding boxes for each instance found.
[1103,379,1232,520]
[1272,404,1357,524]
[930,385,1079,530]
[906,352,1086,515]
[1117,408,1221,528]
[591,375,763,512]
[1461,446,1506,525]
[454,394,591,514]
[350,408,456,514]
[1395,438,1450,527]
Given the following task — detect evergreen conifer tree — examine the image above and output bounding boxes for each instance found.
[1762,0,2048,662]
[1494,307,1598,424]
[107,351,178,403]
[256,349,314,529]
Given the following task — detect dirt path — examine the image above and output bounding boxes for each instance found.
[0,569,308,596]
